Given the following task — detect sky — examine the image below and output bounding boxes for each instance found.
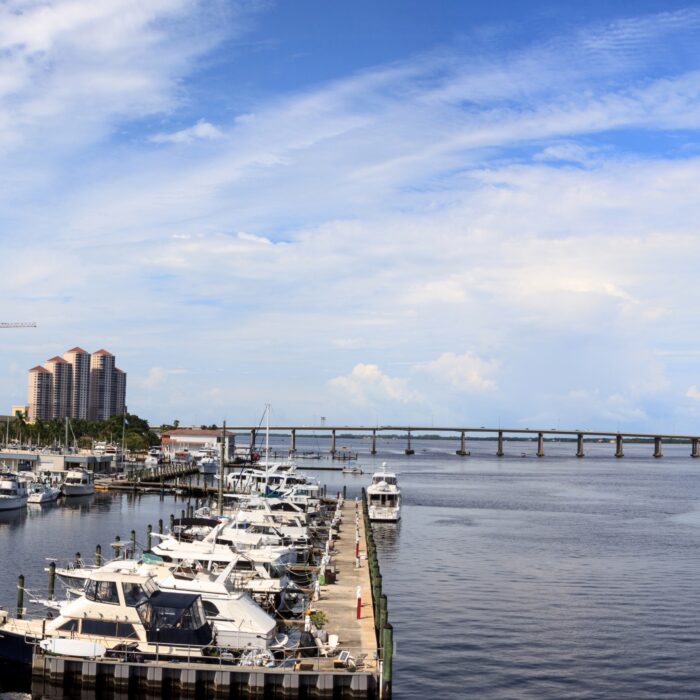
[2,0,700,432]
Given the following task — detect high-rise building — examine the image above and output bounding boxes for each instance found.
[88,349,116,421]
[27,366,52,421]
[25,347,127,422]
[113,368,127,416]
[64,347,90,419]
[44,356,72,418]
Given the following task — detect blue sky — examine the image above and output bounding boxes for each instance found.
[2,0,700,432]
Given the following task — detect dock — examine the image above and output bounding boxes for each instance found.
[29,497,392,699]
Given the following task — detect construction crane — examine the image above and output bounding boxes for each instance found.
[0,323,36,328]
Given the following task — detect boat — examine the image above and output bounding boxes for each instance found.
[0,473,29,511]
[0,568,214,665]
[172,449,192,464]
[62,469,95,496]
[367,465,401,522]
[342,465,363,475]
[196,449,220,475]
[27,481,61,504]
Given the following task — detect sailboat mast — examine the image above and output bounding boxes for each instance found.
[265,403,270,492]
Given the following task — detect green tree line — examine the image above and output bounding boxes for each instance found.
[5,413,160,452]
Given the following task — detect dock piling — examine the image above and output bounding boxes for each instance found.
[47,563,55,600]
[16,574,24,619]
[146,525,152,551]
[95,544,102,566]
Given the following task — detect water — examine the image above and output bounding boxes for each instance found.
[2,437,700,698]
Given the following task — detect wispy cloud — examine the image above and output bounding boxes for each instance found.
[3,4,700,428]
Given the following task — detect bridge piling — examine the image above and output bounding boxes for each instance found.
[289,429,296,455]
[576,433,585,458]
[331,429,336,457]
[537,432,545,458]
[456,431,468,456]
[693,438,700,458]
[615,434,624,458]
[371,430,377,455]
[654,437,663,458]
[405,430,414,455]
[496,431,504,457]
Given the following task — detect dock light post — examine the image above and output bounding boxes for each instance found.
[356,586,362,620]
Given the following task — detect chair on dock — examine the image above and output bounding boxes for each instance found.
[315,633,339,657]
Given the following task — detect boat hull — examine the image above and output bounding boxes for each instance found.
[0,496,28,511]
[62,485,95,497]
[368,507,401,522]
[0,629,34,664]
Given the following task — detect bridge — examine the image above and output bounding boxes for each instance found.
[216,425,700,459]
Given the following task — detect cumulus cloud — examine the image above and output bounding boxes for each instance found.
[416,352,498,392]
[329,364,421,405]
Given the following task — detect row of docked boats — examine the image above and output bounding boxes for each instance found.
[0,469,95,511]
[0,465,343,668]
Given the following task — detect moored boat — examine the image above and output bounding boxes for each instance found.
[27,481,61,504]
[0,473,29,511]
[62,469,95,496]
[367,465,401,522]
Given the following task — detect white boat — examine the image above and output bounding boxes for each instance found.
[0,568,215,665]
[62,469,95,496]
[0,474,29,511]
[196,449,220,475]
[172,449,192,464]
[367,466,401,522]
[27,481,61,504]
[342,465,363,475]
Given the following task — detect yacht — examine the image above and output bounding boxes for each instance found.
[0,568,214,664]
[196,449,220,475]
[0,474,29,511]
[367,467,401,522]
[62,469,95,496]
[27,481,61,504]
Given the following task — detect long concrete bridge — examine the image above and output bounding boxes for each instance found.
[223,425,700,459]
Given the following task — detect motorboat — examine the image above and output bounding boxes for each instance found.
[342,465,363,475]
[367,466,401,522]
[0,568,214,665]
[0,473,29,511]
[62,469,95,496]
[27,481,61,504]
[172,449,192,464]
[51,558,279,651]
[196,449,220,475]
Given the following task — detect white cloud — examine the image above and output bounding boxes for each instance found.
[687,386,700,400]
[329,364,421,405]
[416,352,498,393]
[142,367,187,389]
[151,120,224,144]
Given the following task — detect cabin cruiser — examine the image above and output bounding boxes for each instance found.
[51,559,278,651]
[145,448,162,467]
[367,467,401,522]
[225,462,310,495]
[27,481,61,504]
[0,568,214,664]
[0,473,29,511]
[172,449,192,464]
[62,469,95,496]
[196,448,220,475]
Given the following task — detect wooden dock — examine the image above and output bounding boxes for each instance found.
[29,498,390,699]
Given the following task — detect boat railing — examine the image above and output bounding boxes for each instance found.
[30,636,379,672]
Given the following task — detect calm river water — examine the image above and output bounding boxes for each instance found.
[2,436,700,699]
